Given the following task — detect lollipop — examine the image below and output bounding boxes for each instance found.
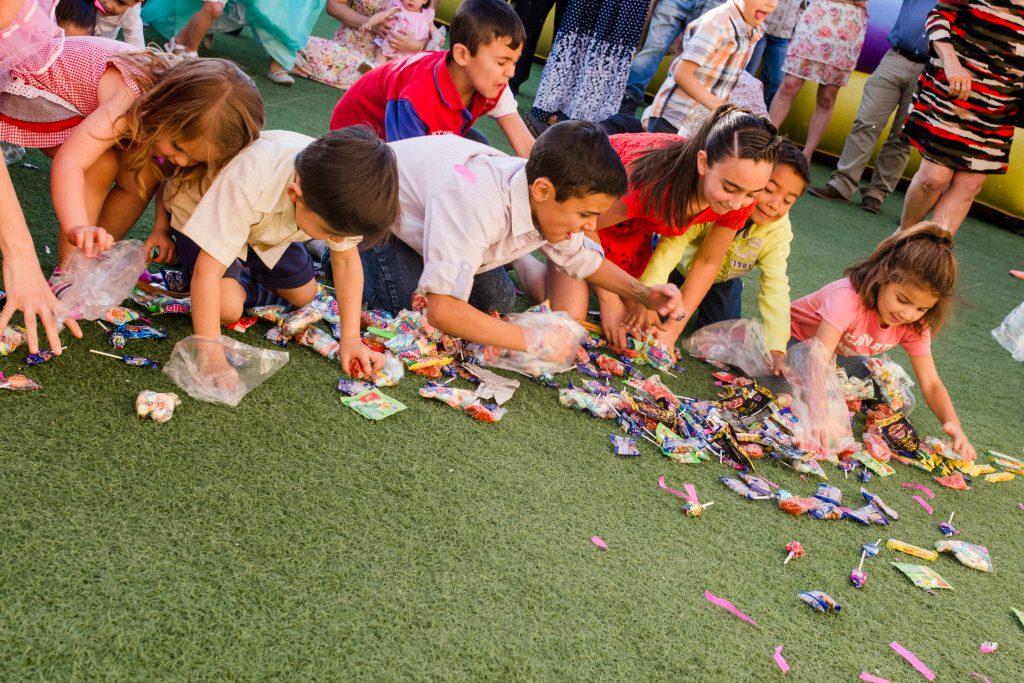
[862,539,882,558]
[939,512,960,536]
[850,543,873,589]
[784,541,804,565]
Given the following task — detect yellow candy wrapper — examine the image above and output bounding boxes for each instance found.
[984,472,1015,483]
[887,539,938,562]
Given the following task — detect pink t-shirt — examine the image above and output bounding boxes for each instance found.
[790,278,931,357]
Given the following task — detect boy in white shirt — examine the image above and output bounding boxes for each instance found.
[94,0,145,48]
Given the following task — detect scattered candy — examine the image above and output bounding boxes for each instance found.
[341,388,406,420]
[849,568,867,588]
[0,325,25,355]
[891,563,953,592]
[89,349,161,368]
[938,512,959,536]
[135,390,181,423]
[978,642,997,654]
[935,540,993,572]
[886,539,937,562]
[798,591,840,613]
[609,434,639,457]
[783,541,804,565]
[659,477,713,517]
[0,371,40,391]
[24,350,56,365]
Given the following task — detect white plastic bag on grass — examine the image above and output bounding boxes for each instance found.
[56,239,146,326]
[783,338,855,457]
[681,318,772,377]
[163,335,289,406]
[992,301,1024,361]
[485,311,586,377]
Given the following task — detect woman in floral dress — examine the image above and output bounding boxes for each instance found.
[766,0,868,161]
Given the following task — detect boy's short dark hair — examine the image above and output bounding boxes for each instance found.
[776,138,811,185]
[450,0,526,55]
[526,121,629,202]
[295,126,400,243]
[55,0,97,32]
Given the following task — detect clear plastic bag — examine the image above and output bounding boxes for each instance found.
[783,338,855,456]
[163,335,289,407]
[681,319,773,377]
[485,311,586,377]
[56,239,147,326]
[864,355,916,414]
[992,300,1024,361]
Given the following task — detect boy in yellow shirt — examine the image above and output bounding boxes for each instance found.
[634,139,808,374]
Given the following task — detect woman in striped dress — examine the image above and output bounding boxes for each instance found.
[899,0,1024,235]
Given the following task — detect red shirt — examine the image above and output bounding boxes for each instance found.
[329,51,512,141]
[600,133,755,278]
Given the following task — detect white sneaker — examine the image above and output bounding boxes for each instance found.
[163,38,198,59]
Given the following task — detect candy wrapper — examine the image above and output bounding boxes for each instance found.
[886,539,937,562]
[875,412,921,456]
[135,390,181,423]
[862,431,894,462]
[662,437,706,464]
[798,591,840,613]
[163,335,289,407]
[341,388,407,420]
[935,540,993,572]
[297,325,339,361]
[419,383,478,409]
[104,307,140,325]
[55,239,146,326]
[681,318,772,376]
[0,325,25,356]
[337,377,374,396]
[559,387,623,419]
[782,338,855,456]
[891,562,953,591]
[25,350,55,365]
[373,353,405,387]
[864,356,916,414]
[0,371,40,391]
[281,298,329,338]
[465,403,506,423]
[609,434,640,456]
[484,311,586,377]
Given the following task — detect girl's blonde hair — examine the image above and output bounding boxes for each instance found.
[115,55,265,192]
[845,221,958,334]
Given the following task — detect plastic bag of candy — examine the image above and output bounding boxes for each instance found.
[0,371,40,391]
[485,311,586,377]
[55,239,146,326]
[680,318,772,377]
[935,540,993,572]
[864,356,916,414]
[135,390,181,423]
[163,335,289,406]
[782,338,855,456]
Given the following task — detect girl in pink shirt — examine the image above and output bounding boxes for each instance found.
[790,221,975,459]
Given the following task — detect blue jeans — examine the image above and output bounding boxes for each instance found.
[360,238,517,314]
[745,34,790,106]
[622,0,709,103]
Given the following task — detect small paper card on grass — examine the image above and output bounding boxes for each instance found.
[342,388,407,420]
[892,562,953,591]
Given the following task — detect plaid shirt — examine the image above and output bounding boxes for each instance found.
[642,0,763,132]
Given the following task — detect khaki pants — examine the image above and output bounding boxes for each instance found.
[827,49,925,201]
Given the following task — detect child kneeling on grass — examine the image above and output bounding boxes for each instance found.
[788,221,976,459]
[158,126,400,386]
[359,121,687,365]
[631,138,810,374]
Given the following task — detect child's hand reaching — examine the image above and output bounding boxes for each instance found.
[341,337,383,379]
[201,350,241,394]
[770,350,787,376]
[144,227,177,264]
[622,301,660,340]
[597,293,629,351]
[943,422,976,461]
[68,225,114,258]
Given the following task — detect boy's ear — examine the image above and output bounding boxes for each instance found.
[696,149,708,177]
[450,43,471,66]
[529,177,555,203]
[286,180,302,203]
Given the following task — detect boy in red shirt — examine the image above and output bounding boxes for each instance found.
[330,0,535,157]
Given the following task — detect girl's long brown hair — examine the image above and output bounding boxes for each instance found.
[845,221,958,334]
[629,104,782,228]
[115,56,265,193]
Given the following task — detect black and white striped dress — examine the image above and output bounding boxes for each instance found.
[902,0,1024,173]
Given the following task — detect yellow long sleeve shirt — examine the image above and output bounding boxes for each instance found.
[640,216,793,352]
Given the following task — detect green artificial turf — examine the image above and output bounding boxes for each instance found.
[2,16,1023,681]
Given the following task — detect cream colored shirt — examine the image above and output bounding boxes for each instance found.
[94,6,144,49]
[166,130,361,269]
[386,135,603,301]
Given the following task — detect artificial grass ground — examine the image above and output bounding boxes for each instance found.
[2,17,1023,681]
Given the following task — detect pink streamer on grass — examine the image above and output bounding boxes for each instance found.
[968,673,991,683]
[704,590,758,626]
[773,645,789,673]
[591,536,608,550]
[901,483,935,499]
[859,673,891,683]
[890,641,935,681]
[658,476,686,499]
[684,483,699,505]
[911,495,934,515]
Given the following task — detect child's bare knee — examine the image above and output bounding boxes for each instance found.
[202,2,224,20]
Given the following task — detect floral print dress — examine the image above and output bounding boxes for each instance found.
[293,0,387,89]
[782,0,868,86]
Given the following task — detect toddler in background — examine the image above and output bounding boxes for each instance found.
[361,0,437,67]
[55,0,145,47]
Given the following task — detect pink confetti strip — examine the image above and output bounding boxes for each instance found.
[684,483,699,505]
[453,164,477,183]
[704,590,758,626]
[859,673,891,683]
[968,673,991,683]
[658,476,686,499]
[773,645,789,673]
[911,496,934,515]
[901,483,935,499]
[591,536,608,550]
[890,641,935,681]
